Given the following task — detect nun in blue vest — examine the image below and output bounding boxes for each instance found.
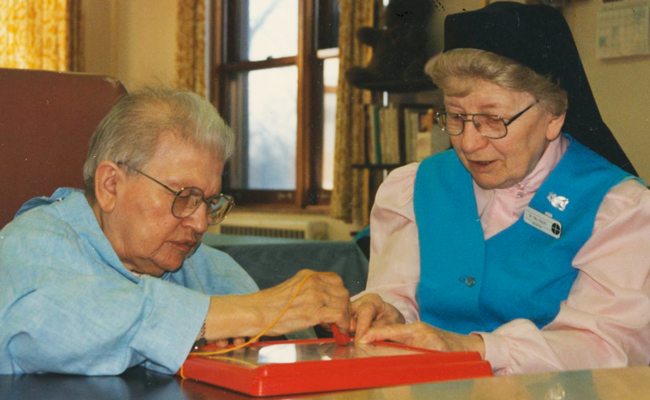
[351,2,650,375]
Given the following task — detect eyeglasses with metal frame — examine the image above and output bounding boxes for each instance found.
[435,100,539,139]
[116,162,234,225]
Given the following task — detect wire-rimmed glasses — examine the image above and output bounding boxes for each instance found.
[116,162,234,225]
[435,100,539,139]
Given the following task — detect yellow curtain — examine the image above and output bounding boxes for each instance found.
[330,0,376,225]
[176,0,206,97]
[0,0,83,71]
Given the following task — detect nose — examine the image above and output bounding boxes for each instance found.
[459,119,489,154]
[182,202,209,234]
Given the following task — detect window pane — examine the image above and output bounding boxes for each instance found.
[321,58,339,190]
[234,0,298,62]
[228,67,298,190]
[322,93,336,190]
[323,57,339,87]
[318,0,340,49]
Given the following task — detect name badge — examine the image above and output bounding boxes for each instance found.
[524,206,562,239]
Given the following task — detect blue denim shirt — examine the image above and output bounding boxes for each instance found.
[0,188,258,375]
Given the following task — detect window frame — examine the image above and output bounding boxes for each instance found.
[209,0,337,209]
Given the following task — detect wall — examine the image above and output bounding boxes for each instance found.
[566,1,650,182]
[84,0,178,91]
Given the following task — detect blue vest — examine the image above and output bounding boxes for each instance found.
[414,135,638,334]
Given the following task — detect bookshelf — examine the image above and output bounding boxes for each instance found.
[354,99,449,170]
[350,82,447,223]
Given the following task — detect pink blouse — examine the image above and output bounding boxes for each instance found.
[358,135,650,375]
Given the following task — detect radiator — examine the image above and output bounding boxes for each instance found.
[215,219,328,240]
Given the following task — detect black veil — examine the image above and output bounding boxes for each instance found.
[442,1,636,175]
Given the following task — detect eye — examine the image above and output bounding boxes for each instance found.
[482,115,504,128]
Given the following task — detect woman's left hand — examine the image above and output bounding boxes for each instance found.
[356,322,486,358]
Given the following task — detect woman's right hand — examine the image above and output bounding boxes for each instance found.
[257,269,352,337]
[203,269,351,343]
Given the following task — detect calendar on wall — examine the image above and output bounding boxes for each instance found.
[597,0,650,59]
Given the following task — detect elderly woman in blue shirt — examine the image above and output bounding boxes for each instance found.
[0,88,350,375]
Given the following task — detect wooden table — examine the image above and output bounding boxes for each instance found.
[3,365,649,399]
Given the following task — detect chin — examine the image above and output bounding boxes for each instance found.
[471,171,524,190]
[151,257,185,275]
[471,175,501,190]
[163,260,185,272]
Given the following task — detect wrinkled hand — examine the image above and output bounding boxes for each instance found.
[203,270,350,342]
[259,269,351,337]
[357,322,485,357]
[351,293,405,339]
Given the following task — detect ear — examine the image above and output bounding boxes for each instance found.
[545,111,566,142]
[94,161,122,213]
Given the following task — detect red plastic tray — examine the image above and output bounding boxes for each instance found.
[179,338,492,397]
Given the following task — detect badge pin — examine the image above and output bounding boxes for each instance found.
[524,206,562,239]
[547,192,569,211]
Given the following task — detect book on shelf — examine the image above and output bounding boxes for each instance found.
[365,104,381,164]
[402,105,450,163]
[365,104,400,165]
[380,104,400,164]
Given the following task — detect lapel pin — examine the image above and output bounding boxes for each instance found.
[547,192,569,211]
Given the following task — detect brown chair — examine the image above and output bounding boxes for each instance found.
[0,68,127,228]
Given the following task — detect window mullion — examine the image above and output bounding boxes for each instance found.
[221,56,297,72]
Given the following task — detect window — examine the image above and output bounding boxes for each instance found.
[211,0,339,207]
